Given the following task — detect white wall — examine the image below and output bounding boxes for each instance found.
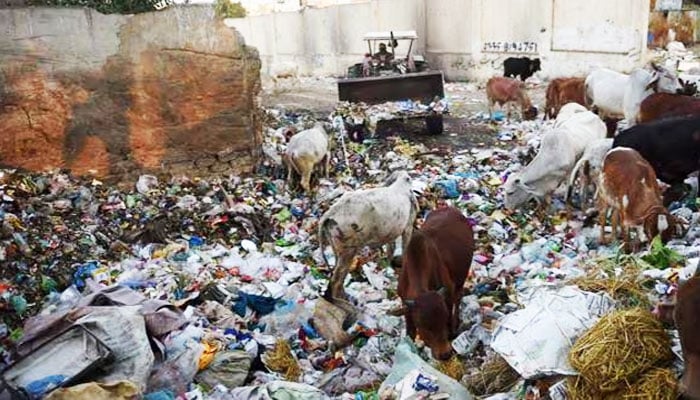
[228,0,651,81]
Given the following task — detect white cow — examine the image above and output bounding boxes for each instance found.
[584,63,682,124]
[318,170,418,304]
[504,107,606,210]
[284,123,330,193]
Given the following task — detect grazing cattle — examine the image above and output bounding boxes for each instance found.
[486,77,538,121]
[319,171,418,305]
[584,64,683,124]
[389,206,474,360]
[566,138,614,209]
[637,92,700,124]
[504,107,606,210]
[597,147,678,251]
[284,123,330,193]
[612,115,700,206]
[675,274,700,400]
[503,57,541,82]
[544,77,586,119]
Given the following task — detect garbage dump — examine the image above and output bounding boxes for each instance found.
[0,74,698,400]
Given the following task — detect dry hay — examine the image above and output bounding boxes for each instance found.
[568,308,673,393]
[567,368,678,400]
[571,254,653,308]
[262,339,302,381]
[462,354,520,396]
[436,355,467,381]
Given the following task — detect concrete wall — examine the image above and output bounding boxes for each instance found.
[0,6,262,180]
[228,0,425,79]
[228,0,652,81]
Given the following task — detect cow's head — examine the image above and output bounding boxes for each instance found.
[649,62,684,94]
[530,58,541,73]
[643,208,677,244]
[503,174,534,210]
[384,170,412,188]
[523,105,538,120]
[391,288,454,360]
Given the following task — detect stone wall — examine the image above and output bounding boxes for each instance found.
[0,6,262,181]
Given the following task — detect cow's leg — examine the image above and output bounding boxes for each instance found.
[450,289,463,338]
[406,312,417,340]
[285,157,295,192]
[325,251,355,303]
[300,167,312,193]
[323,154,330,179]
[385,241,396,265]
[598,198,609,244]
[401,225,414,255]
[488,101,495,120]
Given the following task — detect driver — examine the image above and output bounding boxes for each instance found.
[373,42,394,66]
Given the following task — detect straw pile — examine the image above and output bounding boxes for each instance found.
[571,255,653,308]
[262,339,302,381]
[567,368,678,400]
[462,354,520,396]
[436,355,467,381]
[568,308,673,394]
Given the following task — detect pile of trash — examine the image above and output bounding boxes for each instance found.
[331,97,449,135]
[0,104,698,399]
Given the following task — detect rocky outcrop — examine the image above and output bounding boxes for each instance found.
[0,6,261,181]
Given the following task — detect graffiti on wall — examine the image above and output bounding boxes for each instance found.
[482,41,538,53]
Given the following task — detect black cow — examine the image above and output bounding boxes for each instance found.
[612,115,700,206]
[503,57,541,81]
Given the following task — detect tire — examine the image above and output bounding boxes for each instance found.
[425,114,443,135]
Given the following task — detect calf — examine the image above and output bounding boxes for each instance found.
[637,92,700,124]
[504,107,606,210]
[565,138,613,209]
[597,147,677,251]
[503,57,541,82]
[612,115,700,205]
[284,123,330,193]
[390,206,474,360]
[544,77,586,119]
[486,77,538,121]
[319,171,418,305]
[675,275,700,400]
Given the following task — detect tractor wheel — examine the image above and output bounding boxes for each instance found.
[425,114,444,135]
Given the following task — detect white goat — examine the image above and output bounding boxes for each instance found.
[504,108,606,210]
[284,123,330,193]
[565,138,614,209]
[584,64,682,124]
[318,171,417,304]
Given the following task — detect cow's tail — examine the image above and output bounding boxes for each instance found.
[318,217,339,300]
[566,157,589,207]
[583,77,594,110]
[318,216,337,271]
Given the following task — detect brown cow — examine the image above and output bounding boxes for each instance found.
[390,206,474,360]
[675,272,700,400]
[637,92,700,124]
[597,147,678,251]
[486,77,537,121]
[544,77,586,119]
